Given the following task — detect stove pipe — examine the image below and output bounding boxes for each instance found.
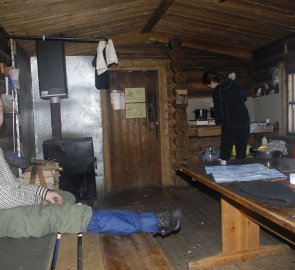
[50,96,62,140]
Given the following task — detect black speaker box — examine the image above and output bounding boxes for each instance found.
[36,40,68,99]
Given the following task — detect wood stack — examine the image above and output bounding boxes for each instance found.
[20,159,60,190]
[168,38,190,185]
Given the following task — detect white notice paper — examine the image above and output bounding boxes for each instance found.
[126,103,146,118]
[125,88,146,103]
[110,91,125,110]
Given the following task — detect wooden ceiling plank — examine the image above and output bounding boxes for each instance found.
[146,32,252,60]
[1,0,294,57]
[176,1,295,28]
[161,15,278,42]
[1,4,150,27]
[166,5,288,38]
[0,0,158,28]
[17,30,252,59]
[239,0,295,15]
[5,14,146,36]
[141,0,174,33]
[154,25,264,51]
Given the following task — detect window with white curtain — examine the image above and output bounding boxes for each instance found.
[287,72,295,134]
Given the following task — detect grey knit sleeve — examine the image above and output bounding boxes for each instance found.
[0,147,49,209]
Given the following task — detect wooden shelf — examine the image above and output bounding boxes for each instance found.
[189,126,221,137]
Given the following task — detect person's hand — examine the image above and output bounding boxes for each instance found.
[44,191,62,205]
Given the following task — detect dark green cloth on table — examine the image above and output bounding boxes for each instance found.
[236,181,295,207]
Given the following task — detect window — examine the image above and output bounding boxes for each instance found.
[287,72,295,134]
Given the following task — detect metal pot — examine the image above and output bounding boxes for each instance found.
[210,107,215,119]
[193,109,208,120]
[201,146,220,162]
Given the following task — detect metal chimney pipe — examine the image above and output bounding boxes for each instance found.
[50,96,62,140]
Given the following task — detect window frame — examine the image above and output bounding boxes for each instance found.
[286,70,295,135]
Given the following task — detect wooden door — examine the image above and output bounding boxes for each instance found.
[108,70,161,189]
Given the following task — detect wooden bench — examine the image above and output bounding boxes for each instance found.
[0,232,172,270]
[54,232,172,270]
[0,233,57,270]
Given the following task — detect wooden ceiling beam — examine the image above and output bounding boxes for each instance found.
[180,38,252,60]
[141,0,174,33]
[111,32,252,60]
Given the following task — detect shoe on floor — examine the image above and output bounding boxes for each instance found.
[157,208,181,236]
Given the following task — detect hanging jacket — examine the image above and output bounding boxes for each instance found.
[92,39,118,90]
[212,80,249,128]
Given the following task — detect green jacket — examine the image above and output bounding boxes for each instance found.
[0,191,93,238]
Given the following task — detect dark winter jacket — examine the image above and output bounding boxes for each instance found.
[212,80,249,128]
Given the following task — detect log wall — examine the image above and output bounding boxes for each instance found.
[117,39,255,181]
[167,38,189,185]
[252,36,295,157]
[182,47,254,98]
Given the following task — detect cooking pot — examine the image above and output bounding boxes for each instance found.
[193,109,208,120]
[210,107,215,119]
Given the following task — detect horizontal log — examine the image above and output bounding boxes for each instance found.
[253,53,284,71]
[116,46,169,56]
[169,48,184,60]
[173,72,188,83]
[183,58,251,69]
[174,133,189,147]
[172,100,188,110]
[189,81,206,89]
[188,89,213,98]
[170,61,184,72]
[169,37,182,49]
[174,147,189,161]
[173,121,189,134]
[188,78,254,94]
[173,108,187,121]
[253,42,284,62]
[185,70,252,82]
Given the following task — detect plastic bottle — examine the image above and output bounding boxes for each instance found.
[262,136,268,146]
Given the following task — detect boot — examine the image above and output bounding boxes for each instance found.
[157,208,181,236]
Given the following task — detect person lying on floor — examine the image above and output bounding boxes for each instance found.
[0,97,181,238]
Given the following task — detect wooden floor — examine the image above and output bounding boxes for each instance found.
[94,183,295,270]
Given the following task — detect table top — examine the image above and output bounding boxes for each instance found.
[178,158,295,238]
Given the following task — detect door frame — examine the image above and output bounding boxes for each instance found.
[100,59,171,191]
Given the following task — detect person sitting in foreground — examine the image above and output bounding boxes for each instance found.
[0,97,181,238]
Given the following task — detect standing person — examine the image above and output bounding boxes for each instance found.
[0,97,181,238]
[202,71,250,160]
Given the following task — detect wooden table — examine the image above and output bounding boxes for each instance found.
[178,158,295,270]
